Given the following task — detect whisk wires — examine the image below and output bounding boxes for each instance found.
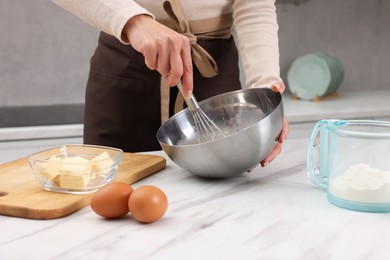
[177,81,226,143]
[191,108,226,143]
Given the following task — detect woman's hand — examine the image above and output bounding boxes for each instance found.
[260,82,289,167]
[123,15,193,98]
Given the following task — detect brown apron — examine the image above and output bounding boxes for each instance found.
[84,2,242,152]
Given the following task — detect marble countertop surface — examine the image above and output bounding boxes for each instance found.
[283,89,390,123]
[1,139,390,260]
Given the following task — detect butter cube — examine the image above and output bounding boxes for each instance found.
[60,173,91,189]
[39,163,56,180]
[38,156,61,180]
[48,156,62,173]
[52,174,61,187]
[61,156,90,164]
[60,156,91,175]
[59,156,92,189]
[90,152,114,177]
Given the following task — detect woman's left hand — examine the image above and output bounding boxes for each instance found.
[260,82,289,167]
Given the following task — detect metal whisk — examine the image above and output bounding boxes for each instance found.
[177,82,226,143]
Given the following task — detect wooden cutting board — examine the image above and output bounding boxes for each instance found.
[0,153,166,220]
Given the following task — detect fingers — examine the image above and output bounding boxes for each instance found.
[259,82,289,167]
[271,81,286,94]
[261,142,282,167]
[145,35,186,79]
[261,116,289,167]
[143,42,158,71]
[162,47,183,86]
[278,117,289,143]
[156,40,171,76]
[159,37,192,98]
[150,34,193,97]
[180,42,193,98]
[125,16,193,91]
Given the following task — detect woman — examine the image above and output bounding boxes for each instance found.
[52,0,289,166]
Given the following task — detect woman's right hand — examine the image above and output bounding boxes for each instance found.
[123,15,193,98]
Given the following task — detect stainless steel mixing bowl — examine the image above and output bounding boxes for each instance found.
[156,88,284,178]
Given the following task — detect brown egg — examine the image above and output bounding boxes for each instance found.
[128,185,168,223]
[91,182,133,219]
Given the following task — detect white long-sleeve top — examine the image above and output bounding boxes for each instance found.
[51,0,281,88]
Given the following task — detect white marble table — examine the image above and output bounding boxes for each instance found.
[283,89,390,123]
[1,139,390,260]
[283,89,390,139]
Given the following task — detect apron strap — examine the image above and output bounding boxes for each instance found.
[160,78,171,123]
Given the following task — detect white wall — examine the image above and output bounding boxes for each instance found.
[0,0,98,107]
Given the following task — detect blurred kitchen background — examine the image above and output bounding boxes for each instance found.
[1,0,390,162]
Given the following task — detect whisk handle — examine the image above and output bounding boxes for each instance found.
[177,81,199,111]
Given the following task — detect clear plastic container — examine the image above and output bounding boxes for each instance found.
[307,120,390,212]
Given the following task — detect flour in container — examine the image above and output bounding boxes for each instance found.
[328,163,390,204]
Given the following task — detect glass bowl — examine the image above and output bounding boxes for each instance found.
[28,144,123,194]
